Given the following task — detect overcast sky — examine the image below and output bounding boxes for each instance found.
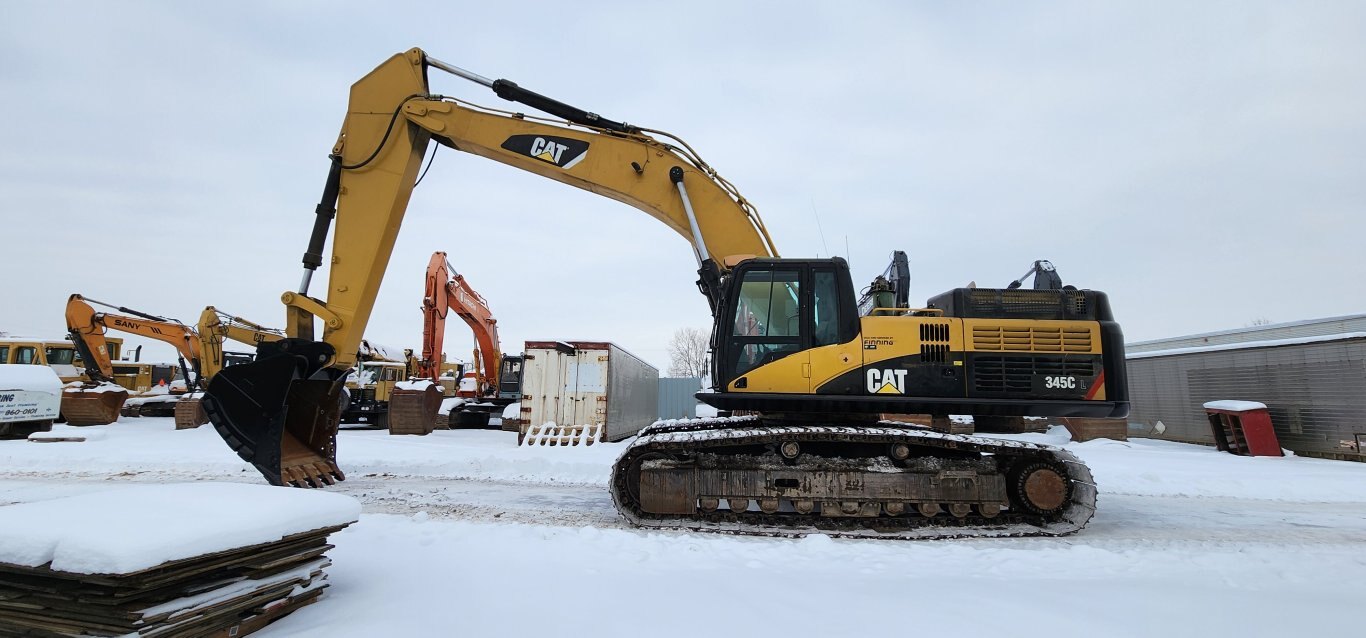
[2,1,1363,372]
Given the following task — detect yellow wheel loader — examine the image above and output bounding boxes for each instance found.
[202,49,1127,539]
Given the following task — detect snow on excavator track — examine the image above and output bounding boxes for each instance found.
[610,416,1096,540]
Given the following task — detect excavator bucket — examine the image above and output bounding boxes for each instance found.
[61,387,129,426]
[387,384,443,435]
[201,340,346,488]
[173,395,209,430]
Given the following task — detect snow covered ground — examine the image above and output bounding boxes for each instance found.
[2,418,1364,637]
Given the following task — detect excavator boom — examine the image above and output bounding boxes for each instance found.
[203,48,778,486]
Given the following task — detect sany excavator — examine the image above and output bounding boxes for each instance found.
[64,294,202,426]
[65,295,284,427]
[396,251,520,430]
[202,48,1128,539]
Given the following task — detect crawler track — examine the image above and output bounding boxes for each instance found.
[610,416,1096,540]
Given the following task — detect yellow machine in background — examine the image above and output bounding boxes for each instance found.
[203,49,1127,540]
[0,337,98,383]
[63,296,286,427]
[338,340,418,429]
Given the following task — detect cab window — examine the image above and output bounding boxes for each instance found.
[45,347,76,365]
[728,269,802,377]
[15,347,37,365]
[0,346,9,363]
[812,268,842,347]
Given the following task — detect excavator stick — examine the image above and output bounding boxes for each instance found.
[60,388,128,426]
[201,339,346,487]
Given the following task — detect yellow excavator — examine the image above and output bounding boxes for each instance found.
[202,48,1128,538]
[66,295,285,427]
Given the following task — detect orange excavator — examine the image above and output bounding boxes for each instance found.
[388,252,515,433]
[418,252,500,395]
[64,294,202,425]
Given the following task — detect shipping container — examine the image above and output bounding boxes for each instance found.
[521,341,659,442]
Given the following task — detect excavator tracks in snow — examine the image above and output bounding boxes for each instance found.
[610,416,1096,540]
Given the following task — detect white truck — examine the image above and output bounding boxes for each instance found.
[0,364,63,439]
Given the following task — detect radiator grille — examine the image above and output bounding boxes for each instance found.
[972,326,1092,352]
[962,289,1090,318]
[972,356,1096,394]
[920,322,951,363]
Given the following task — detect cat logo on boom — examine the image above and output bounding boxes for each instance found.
[500,134,590,169]
[866,368,908,394]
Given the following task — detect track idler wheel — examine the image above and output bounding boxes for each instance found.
[1008,460,1072,515]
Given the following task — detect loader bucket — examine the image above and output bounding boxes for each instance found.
[201,339,347,488]
[387,385,443,435]
[61,388,129,426]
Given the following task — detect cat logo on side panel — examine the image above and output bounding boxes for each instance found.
[866,369,907,394]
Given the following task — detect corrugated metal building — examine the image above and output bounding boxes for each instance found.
[1128,314,1366,353]
[658,377,704,420]
[1126,317,1366,462]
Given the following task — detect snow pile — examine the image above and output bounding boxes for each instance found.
[1203,400,1268,411]
[357,339,406,362]
[0,483,360,574]
[63,381,126,394]
[501,402,520,419]
[395,380,435,391]
[256,512,1366,638]
[438,397,466,416]
[1012,426,1366,502]
[0,365,62,393]
[0,418,621,485]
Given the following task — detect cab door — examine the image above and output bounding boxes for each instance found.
[805,265,863,395]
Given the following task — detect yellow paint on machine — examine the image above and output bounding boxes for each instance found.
[729,350,810,393]
[731,315,1109,401]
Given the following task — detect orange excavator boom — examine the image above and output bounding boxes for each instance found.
[418,252,500,395]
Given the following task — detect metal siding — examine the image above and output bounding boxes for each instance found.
[605,344,659,442]
[1127,338,1366,459]
[1128,315,1366,352]
[658,377,704,419]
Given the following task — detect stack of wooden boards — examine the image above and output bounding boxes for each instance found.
[0,483,360,637]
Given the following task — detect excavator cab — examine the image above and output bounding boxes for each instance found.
[497,355,523,400]
[711,258,859,393]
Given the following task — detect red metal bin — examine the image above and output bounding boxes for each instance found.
[1203,401,1283,457]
